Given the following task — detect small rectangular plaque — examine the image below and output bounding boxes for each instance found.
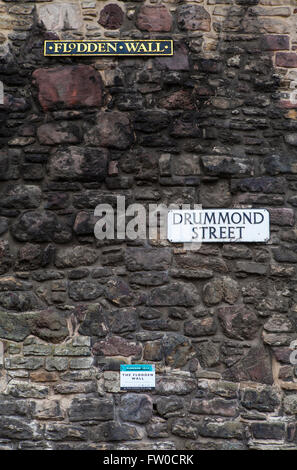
[44,40,173,57]
[168,209,270,243]
[120,364,155,390]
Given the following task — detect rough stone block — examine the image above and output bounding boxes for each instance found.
[37,3,83,32]
[49,146,108,182]
[136,5,172,32]
[177,5,211,31]
[69,398,114,422]
[120,394,153,424]
[276,53,297,68]
[33,66,103,111]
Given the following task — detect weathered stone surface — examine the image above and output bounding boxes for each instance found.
[210,381,238,399]
[171,114,202,138]
[73,212,97,236]
[77,304,107,338]
[37,122,82,145]
[218,305,260,340]
[45,192,69,210]
[33,401,63,420]
[156,397,184,416]
[263,35,290,51]
[235,261,268,275]
[12,211,72,243]
[155,42,190,71]
[0,398,29,417]
[171,418,198,439]
[143,341,163,362]
[23,338,52,356]
[191,398,237,417]
[49,146,108,182]
[184,316,217,337]
[149,282,199,307]
[33,65,103,111]
[30,308,68,343]
[171,153,200,176]
[45,423,88,441]
[129,271,168,287]
[86,112,134,150]
[231,176,286,194]
[272,247,297,263]
[16,243,54,271]
[38,3,83,32]
[7,382,49,399]
[54,338,91,356]
[269,208,294,226]
[0,185,42,209]
[98,4,124,30]
[45,357,68,372]
[126,247,171,272]
[0,292,40,312]
[264,314,293,333]
[241,387,280,412]
[156,377,196,396]
[0,312,31,342]
[203,277,239,305]
[160,90,194,111]
[0,417,39,440]
[276,52,297,68]
[69,398,114,422]
[92,422,142,441]
[199,420,244,439]
[69,280,103,301]
[134,111,170,134]
[107,308,137,334]
[105,277,136,307]
[146,420,169,439]
[200,180,232,208]
[0,241,12,276]
[201,156,252,176]
[162,334,195,367]
[283,395,297,414]
[93,336,142,357]
[177,5,211,31]
[0,276,31,292]
[250,422,285,440]
[55,246,98,268]
[0,217,8,235]
[223,344,273,385]
[5,357,44,370]
[120,394,153,424]
[136,5,172,32]
[195,341,220,368]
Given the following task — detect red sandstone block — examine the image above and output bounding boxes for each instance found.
[136,5,172,32]
[32,65,103,111]
[263,35,289,51]
[276,52,297,68]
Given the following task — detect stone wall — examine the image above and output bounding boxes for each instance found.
[0,0,297,451]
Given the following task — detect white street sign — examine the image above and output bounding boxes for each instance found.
[168,209,270,243]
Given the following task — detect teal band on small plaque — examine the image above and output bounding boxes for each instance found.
[120,365,154,372]
[44,40,173,57]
